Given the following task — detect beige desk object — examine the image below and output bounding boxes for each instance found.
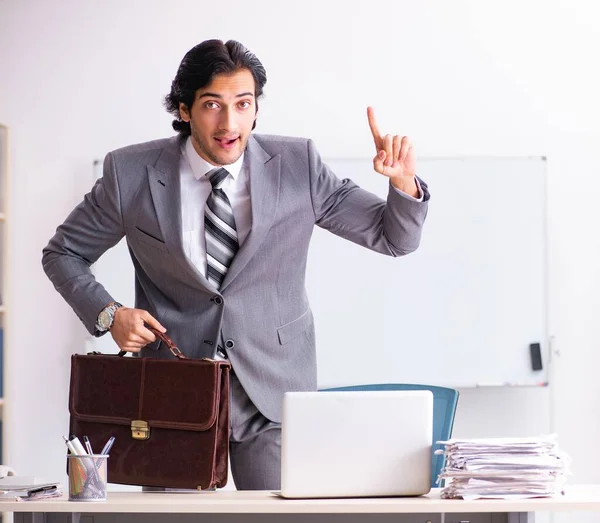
[3,485,600,523]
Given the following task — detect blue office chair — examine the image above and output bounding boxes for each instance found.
[319,383,459,488]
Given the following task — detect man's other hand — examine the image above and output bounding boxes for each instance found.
[367,106,418,197]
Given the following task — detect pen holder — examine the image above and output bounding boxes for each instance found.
[67,454,108,502]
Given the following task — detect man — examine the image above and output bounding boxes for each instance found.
[42,39,430,490]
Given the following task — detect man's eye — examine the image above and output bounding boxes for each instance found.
[239,101,251,109]
[205,102,219,109]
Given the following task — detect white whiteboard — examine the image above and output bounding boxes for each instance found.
[309,157,548,388]
[91,156,548,388]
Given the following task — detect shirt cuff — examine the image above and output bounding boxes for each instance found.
[390,176,424,202]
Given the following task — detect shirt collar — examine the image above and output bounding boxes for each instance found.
[184,137,244,181]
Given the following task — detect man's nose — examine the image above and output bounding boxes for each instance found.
[219,107,238,132]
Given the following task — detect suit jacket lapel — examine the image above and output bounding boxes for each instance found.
[147,137,214,292]
[220,136,281,293]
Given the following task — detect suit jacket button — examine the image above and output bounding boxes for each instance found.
[214,296,223,305]
[225,340,235,349]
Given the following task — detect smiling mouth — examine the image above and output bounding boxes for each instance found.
[215,137,239,144]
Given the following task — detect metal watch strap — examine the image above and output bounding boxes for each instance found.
[95,301,123,332]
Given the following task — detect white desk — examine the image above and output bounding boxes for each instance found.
[6,485,600,523]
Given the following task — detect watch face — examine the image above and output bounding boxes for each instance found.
[98,310,111,330]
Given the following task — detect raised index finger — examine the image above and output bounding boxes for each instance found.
[367,106,382,148]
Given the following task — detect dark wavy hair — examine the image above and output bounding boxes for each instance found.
[164,40,267,136]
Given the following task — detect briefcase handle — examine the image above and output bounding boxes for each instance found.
[117,326,187,360]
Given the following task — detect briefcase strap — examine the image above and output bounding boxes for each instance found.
[117,327,187,360]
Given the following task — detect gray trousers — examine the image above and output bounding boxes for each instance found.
[144,367,281,491]
[229,368,281,490]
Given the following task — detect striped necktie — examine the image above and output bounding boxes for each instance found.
[204,167,239,289]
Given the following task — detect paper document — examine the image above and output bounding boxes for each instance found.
[0,476,63,501]
[436,434,571,500]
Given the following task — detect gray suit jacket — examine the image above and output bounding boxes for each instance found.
[42,134,430,422]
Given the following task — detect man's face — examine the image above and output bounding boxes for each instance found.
[179,68,257,166]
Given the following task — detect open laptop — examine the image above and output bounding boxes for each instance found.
[279,390,433,498]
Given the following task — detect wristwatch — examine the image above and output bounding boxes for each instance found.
[95,301,123,333]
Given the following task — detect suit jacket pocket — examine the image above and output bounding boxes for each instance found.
[132,226,169,253]
[277,309,314,345]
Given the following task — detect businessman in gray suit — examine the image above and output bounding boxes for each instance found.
[42,39,430,490]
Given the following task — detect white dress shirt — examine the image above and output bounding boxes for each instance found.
[179,137,424,277]
[180,137,252,276]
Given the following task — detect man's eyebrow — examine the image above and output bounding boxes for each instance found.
[197,92,255,99]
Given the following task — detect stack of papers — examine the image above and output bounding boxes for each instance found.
[435,434,571,500]
[0,476,63,501]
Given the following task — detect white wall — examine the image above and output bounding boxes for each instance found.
[1,0,599,520]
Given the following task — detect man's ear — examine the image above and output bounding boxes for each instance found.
[179,102,190,122]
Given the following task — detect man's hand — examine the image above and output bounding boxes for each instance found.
[367,106,418,197]
[110,307,166,353]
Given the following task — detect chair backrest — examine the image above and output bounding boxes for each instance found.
[319,383,459,488]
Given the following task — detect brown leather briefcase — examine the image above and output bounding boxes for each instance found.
[68,329,231,490]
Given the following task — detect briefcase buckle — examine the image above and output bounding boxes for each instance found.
[131,420,150,440]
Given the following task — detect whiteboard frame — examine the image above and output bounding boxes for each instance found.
[89,154,551,388]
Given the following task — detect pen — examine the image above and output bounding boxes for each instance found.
[83,435,94,455]
[101,436,115,455]
[28,485,57,494]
